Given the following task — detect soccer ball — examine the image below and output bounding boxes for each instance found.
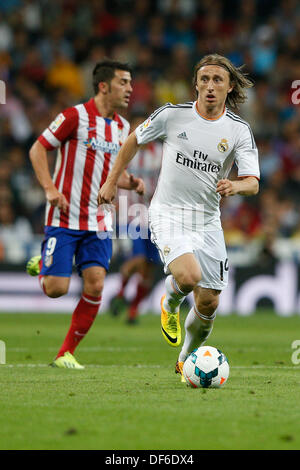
[183,346,229,388]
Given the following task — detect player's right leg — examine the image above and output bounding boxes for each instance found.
[161,253,202,347]
[148,216,202,347]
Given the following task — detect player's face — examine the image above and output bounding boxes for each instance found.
[108,70,133,108]
[196,65,233,109]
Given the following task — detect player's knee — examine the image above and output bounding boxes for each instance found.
[197,297,219,317]
[177,273,201,293]
[84,279,104,297]
[45,284,69,298]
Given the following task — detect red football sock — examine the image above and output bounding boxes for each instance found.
[38,258,47,294]
[38,275,47,295]
[56,292,101,358]
[128,281,150,320]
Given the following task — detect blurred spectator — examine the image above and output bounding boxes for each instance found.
[0,13,13,51]
[250,25,277,76]
[257,137,281,184]
[80,44,106,98]
[0,90,32,142]
[46,50,84,99]
[0,202,33,263]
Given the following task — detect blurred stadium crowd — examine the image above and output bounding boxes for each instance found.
[0,0,299,265]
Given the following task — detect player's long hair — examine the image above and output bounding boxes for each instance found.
[193,54,253,110]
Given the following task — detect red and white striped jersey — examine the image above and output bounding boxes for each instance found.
[38,98,130,231]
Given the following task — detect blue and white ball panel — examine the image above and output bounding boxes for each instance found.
[183,346,229,388]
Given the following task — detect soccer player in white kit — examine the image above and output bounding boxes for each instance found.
[99,54,260,381]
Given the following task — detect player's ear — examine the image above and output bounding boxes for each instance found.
[228,82,234,94]
[98,81,109,94]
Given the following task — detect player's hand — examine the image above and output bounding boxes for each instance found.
[45,186,69,213]
[129,174,145,195]
[98,180,117,205]
[216,179,238,197]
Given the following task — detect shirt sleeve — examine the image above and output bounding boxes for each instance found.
[234,123,260,180]
[135,104,170,145]
[38,107,79,150]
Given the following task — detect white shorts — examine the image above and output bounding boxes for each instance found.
[149,217,228,291]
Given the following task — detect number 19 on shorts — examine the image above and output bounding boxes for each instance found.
[220,258,229,281]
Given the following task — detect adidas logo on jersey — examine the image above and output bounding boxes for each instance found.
[177,131,188,140]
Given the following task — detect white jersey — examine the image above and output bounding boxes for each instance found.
[135,101,260,231]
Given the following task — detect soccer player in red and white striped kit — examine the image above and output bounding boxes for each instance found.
[27,59,144,368]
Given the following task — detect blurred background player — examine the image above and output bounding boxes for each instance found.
[110,113,163,323]
[26,59,144,369]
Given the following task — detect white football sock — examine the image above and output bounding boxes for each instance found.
[178,305,216,362]
[163,275,187,313]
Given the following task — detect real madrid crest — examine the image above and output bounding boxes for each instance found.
[163,246,171,256]
[217,138,229,153]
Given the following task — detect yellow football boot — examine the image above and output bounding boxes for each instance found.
[26,255,41,276]
[50,352,85,369]
[160,295,181,347]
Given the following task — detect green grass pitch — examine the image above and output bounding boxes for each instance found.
[0,310,300,450]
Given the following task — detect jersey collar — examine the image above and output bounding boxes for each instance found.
[86,98,102,117]
[193,101,226,122]
[87,98,122,125]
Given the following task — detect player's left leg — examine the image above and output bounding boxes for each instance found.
[178,287,220,363]
[175,230,228,381]
[176,288,220,383]
[161,252,202,347]
[53,266,105,367]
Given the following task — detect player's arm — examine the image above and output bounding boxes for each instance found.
[29,108,78,213]
[218,123,260,197]
[216,176,259,197]
[29,141,69,213]
[98,131,141,204]
[117,169,145,195]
